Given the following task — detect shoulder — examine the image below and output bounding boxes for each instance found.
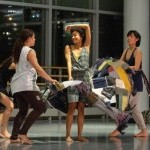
[64,45,72,54]
[22,46,34,54]
[134,47,142,56]
[135,47,141,52]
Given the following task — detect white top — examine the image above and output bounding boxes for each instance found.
[11,46,39,94]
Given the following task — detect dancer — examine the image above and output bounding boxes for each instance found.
[0,57,15,138]
[110,30,148,137]
[10,29,57,144]
[64,23,91,142]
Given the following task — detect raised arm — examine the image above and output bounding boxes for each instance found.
[66,23,91,47]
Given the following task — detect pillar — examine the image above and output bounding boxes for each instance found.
[124,0,149,111]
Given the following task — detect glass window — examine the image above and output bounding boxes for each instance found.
[0,26,22,62]
[99,14,123,59]
[53,0,93,9]
[0,5,23,24]
[4,0,46,4]
[0,5,45,64]
[52,10,92,66]
[24,7,42,22]
[99,0,123,12]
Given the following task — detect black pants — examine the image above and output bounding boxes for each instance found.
[10,91,46,140]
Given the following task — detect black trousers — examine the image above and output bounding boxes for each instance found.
[10,91,46,140]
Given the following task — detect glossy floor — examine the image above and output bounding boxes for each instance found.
[1,118,150,150]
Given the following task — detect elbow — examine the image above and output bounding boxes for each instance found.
[35,67,43,74]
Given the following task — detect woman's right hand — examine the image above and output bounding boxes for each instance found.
[51,79,58,84]
[69,76,73,81]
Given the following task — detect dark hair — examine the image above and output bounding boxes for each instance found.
[70,26,86,45]
[12,29,34,63]
[127,30,141,47]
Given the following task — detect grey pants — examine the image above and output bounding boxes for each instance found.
[94,93,146,130]
[94,100,119,120]
[128,93,146,130]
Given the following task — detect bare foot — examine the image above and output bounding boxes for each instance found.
[66,136,74,143]
[134,130,148,137]
[1,130,11,138]
[10,138,21,143]
[109,130,121,137]
[18,135,32,145]
[77,137,89,142]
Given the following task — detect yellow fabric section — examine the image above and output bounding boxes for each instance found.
[96,59,132,111]
[98,61,107,70]
[115,66,131,111]
[121,96,128,111]
[115,67,131,93]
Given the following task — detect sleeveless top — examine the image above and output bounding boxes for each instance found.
[124,48,143,92]
[71,47,89,71]
[11,46,39,95]
[71,47,90,84]
[67,46,90,103]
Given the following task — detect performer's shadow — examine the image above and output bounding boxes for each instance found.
[110,136,149,150]
[65,141,87,150]
[134,137,149,150]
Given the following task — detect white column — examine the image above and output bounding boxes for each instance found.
[124,0,149,111]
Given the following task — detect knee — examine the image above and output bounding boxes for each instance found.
[77,103,85,111]
[5,103,14,114]
[68,104,76,114]
[36,102,47,114]
[17,110,28,119]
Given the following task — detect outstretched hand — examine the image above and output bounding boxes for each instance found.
[53,81,65,91]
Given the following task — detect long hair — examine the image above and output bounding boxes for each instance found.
[12,29,34,63]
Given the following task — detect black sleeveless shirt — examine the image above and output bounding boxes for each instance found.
[124,48,143,92]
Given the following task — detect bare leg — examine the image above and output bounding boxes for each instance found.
[66,102,77,142]
[0,113,5,138]
[77,102,88,142]
[0,113,2,125]
[0,93,14,138]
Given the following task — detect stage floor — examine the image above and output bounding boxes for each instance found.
[1,118,150,150]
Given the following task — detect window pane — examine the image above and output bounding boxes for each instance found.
[24,7,42,22]
[53,0,93,9]
[52,10,92,66]
[0,26,22,62]
[0,5,45,64]
[4,0,46,4]
[99,0,123,12]
[0,5,23,24]
[99,14,123,59]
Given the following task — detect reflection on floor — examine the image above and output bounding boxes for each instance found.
[0,119,150,150]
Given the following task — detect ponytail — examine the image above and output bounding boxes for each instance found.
[12,28,34,63]
[12,39,23,63]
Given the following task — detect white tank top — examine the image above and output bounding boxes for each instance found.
[11,46,39,94]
